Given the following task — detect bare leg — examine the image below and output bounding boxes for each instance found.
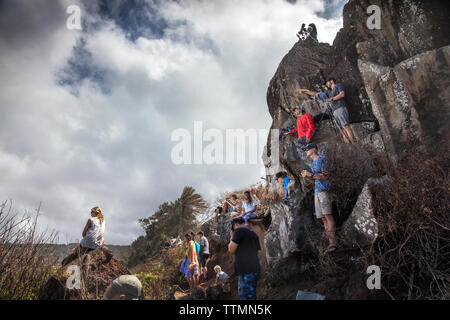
[343,125,356,144]
[324,214,337,247]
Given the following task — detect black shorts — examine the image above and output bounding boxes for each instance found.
[199,253,209,267]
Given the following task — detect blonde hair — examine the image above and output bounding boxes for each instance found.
[91,206,104,224]
[214,265,222,273]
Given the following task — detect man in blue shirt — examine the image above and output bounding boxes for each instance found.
[301,143,337,253]
[275,171,291,199]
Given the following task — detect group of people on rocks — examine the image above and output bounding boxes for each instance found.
[277,76,355,254]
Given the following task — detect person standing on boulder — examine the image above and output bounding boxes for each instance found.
[184,233,199,289]
[197,231,210,281]
[298,77,356,144]
[228,217,261,300]
[301,143,337,253]
[284,105,315,146]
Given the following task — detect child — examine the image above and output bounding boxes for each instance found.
[276,171,291,199]
[214,265,230,293]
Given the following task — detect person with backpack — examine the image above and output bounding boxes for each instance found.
[301,143,337,253]
[283,105,315,146]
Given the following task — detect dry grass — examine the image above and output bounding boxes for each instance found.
[0,201,58,300]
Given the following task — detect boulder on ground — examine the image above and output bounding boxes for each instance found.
[342,176,392,247]
[39,246,130,300]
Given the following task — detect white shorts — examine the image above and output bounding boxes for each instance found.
[314,191,332,219]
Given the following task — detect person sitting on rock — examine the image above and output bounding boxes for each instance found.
[276,171,291,199]
[223,194,239,214]
[240,191,258,225]
[103,275,144,300]
[214,206,223,218]
[296,23,307,40]
[80,206,106,251]
[301,143,337,253]
[214,265,231,294]
[283,105,315,147]
[298,77,356,144]
[307,23,318,41]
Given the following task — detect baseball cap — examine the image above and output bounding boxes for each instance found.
[324,77,336,85]
[108,275,143,300]
[302,143,318,152]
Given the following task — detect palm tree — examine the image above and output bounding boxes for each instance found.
[176,186,207,235]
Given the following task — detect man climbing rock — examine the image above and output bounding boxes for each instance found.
[298,77,356,144]
[301,143,337,253]
[283,105,315,146]
[228,217,261,300]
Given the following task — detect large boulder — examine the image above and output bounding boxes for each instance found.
[39,246,130,300]
[342,176,393,247]
[359,45,450,161]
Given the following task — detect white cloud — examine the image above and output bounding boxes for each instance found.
[0,0,345,244]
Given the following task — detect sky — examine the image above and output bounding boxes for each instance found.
[0,0,347,245]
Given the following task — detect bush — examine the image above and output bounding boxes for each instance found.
[0,201,58,300]
[363,148,450,299]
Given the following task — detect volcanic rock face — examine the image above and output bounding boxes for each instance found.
[39,246,130,300]
[263,0,449,267]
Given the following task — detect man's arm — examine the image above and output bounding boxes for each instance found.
[326,89,345,102]
[298,88,318,97]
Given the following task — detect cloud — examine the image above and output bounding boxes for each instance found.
[0,0,346,244]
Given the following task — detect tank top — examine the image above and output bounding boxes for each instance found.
[80,217,105,249]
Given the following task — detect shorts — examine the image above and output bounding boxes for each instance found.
[333,107,350,129]
[238,273,260,300]
[314,191,332,219]
[242,212,257,223]
[199,253,209,268]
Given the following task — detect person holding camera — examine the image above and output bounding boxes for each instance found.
[228,217,261,300]
[298,77,356,144]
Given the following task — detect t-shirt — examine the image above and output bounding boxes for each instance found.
[242,200,258,213]
[199,236,210,255]
[310,155,332,195]
[194,241,200,254]
[231,226,261,275]
[283,176,291,198]
[216,271,229,281]
[328,83,348,111]
[80,217,105,249]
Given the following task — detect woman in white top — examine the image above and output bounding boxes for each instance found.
[240,191,258,224]
[80,206,106,250]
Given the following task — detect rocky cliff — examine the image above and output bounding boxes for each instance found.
[262,0,449,273]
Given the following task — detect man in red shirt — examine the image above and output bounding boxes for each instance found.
[284,105,315,146]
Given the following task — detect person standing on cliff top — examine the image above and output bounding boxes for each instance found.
[298,77,356,144]
[283,105,315,147]
[228,217,261,300]
[301,143,337,253]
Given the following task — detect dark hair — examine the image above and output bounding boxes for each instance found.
[276,171,287,179]
[198,231,204,236]
[184,233,191,241]
[231,194,238,199]
[231,217,245,229]
[244,191,253,205]
[190,231,195,237]
[216,206,223,213]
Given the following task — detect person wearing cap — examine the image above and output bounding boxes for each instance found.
[283,105,315,147]
[298,78,356,144]
[103,275,144,300]
[228,217,261,300]
[301,143,337,253]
